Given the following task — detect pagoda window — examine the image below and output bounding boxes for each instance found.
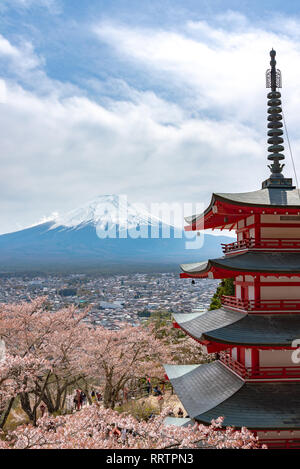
[260,285,300,300]
[245,275,255,282]
[243,230,250,240]
[237,219,245,229]
[259,350,298,367]
[236,284,241,299]
[246,215,255,226]
[261,276,300,283]
[249,227,255,238]
[261,214,300,223]
[231,347,238,361]
[260,214,300,239]
[261,226,300,239]
[236,225,256,241]
[245,349,252,368]
[248,285,255,300]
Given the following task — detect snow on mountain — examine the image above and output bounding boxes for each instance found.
[50,195,165,231]
[0,194,233,272]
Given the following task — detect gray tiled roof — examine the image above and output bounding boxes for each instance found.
[181,261,209,273]
[166,362,300,430]
[197,382,300,429]
[164,417,194,427]
[174,310,300,346]
[164,362,243,418]
[186,188,300,224]
[181,252,300,275]
[164,364,200,380]
[173,312,207,324]
[204,314,300,346]
[173,309,244,338]
[215,188,300,207]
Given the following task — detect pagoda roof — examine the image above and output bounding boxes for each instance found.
[181,252,300,278]
[214,187,300,207]
[164,362,243,418]
[173,309,243,337]
[198,382,300,430]
[165,362,300,429]
[186,187,300,230]
[163,417,193,427]
[174,310,300,346]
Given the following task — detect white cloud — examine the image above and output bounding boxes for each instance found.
[2,13,300,234]
[0,74,264,233]
[0,36,20,57]
[0,0,60,13]
[0,33,42,76]
[93,16,300,129]
[0,33,81,99]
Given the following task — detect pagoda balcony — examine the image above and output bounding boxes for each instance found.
[222,238,300,254]
[259,439,300,450]
[221,295,300,313]
[219,352,300,380]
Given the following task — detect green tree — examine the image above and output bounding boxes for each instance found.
[209,278,235,310]
[145,310,185,340]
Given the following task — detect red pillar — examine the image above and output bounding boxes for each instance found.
[239,347,245,365]
[254,213,260,242]
[252,348,259,369]
[254,274,260,308]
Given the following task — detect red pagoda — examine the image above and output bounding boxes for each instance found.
[165,50,300,449]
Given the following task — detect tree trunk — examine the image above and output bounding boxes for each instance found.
[42,390,55,414]
[61,388,67,412]
[0,397,15,429]
[20,392,34,422]
[103,383,116,409]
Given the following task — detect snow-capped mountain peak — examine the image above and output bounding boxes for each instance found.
[0,194,231,272]
[50,195,167,231]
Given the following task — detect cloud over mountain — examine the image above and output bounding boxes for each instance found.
[0,6,300,234]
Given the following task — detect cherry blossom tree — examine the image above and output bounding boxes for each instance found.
[0,298,264,450]
[0,405,263,449]
[84,323,174,409]
[0,354,47,428]
[0,298,90,425]
[147,311,214,364]
[0,298,212,422]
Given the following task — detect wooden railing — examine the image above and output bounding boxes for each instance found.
[221,295,300,312]
[219,352,247,376]
[220,352,300,380]
[222,238,300,253]
[260,439,300,449]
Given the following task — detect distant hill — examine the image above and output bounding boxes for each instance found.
[0,195,234,273]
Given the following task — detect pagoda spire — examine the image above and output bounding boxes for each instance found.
[266,49,285,177]
[262,49,294,189]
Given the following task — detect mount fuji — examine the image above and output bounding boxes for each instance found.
[0,195,233,272]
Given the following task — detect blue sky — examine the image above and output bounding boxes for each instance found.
[1,0,300,233]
